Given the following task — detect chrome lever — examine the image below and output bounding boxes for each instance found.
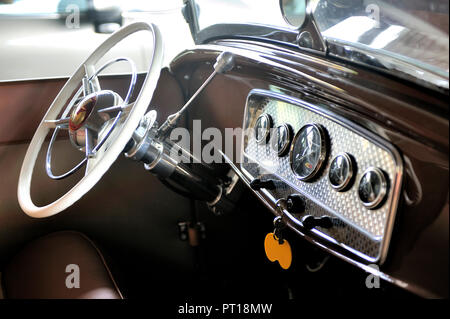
[157,51,235,139]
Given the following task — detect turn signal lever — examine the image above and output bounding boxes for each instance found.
[157,51,235,139]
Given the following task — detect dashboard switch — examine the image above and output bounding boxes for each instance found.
[286,194,305,214]
[302,215,333,230]
[250,178,276,190]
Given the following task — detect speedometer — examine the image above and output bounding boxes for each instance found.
[290,124,328,181]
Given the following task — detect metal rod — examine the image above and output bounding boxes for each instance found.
[157,51,235,139]
[44,117,70,129]
[85,128,95,158]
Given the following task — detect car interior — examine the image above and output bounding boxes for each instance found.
[0,0,448,301]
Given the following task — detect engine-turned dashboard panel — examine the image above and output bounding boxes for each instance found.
[241,89,403,263]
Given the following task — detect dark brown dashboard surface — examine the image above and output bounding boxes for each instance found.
[169,42,449,298]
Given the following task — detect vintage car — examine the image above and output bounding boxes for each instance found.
[0,0,448,303]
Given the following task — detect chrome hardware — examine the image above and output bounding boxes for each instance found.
[275,195,305,216]
[67,90,121,151]
[280,0,327,53]
[157,51,236,139]
[213,51,235,74]
[83,63,101,95]
[124,109,242,211]
[124,110,178,178]
[82,76,95,96]
[125,110,158,162]
[296,0,327,54]
[143,143,178,179]
[241,89,403,263]
[45,57,137,180]
[122,51,241,213]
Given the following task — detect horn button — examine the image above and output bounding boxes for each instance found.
[68,90,122,149]
[69,94,97,131]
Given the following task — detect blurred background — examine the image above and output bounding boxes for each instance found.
[0,0,195,81]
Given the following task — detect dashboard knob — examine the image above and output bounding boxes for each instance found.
[286,194,305,214]
[302,215,333,230]
[250,178,276,190]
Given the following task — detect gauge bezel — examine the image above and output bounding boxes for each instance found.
[328,152,355,191]
[358,167,388,209]
[271,123,293,157]
[289,123,328,181]
[254,113,273,144]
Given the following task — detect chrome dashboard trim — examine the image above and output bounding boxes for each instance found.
[240,89,404,264]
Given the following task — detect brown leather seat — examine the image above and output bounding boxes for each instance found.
[2,231,123,299]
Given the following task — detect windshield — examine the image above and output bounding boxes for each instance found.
[195,0,449,88]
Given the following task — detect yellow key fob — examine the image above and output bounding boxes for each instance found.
[264,232,292,270]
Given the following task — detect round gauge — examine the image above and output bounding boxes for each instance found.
[271,123,293,157]
[254,113,273,144]
[358,167,388,209]
[328,153,355,191]
[290,124,328,181]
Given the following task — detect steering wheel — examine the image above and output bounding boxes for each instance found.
[18,22,163,218]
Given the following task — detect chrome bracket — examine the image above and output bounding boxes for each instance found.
[296,0,327,55]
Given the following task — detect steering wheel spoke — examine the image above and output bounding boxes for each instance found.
[97,102,134,115]
[83,63,101,96]
[85,128,96,158]
[44,117,70,129]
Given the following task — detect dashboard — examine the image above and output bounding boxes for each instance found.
[241,89,403,263]
[170,43,448,297]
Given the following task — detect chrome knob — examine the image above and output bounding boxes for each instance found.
[214,51,235,74]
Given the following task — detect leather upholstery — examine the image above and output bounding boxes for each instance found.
[2,231,122,299]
